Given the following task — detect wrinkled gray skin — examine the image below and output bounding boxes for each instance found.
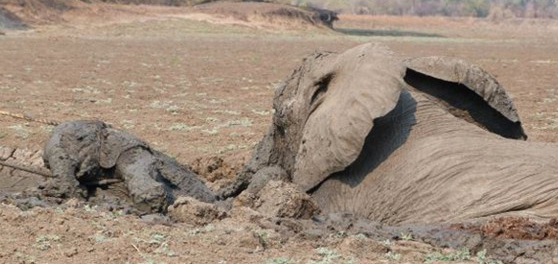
[219,43,558,224]
[43,120,215,213]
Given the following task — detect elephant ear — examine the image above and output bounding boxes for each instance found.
[293,43,406,191]
[404,56,527,140]
[100,128,149,169]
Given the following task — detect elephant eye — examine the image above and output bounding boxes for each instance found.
[310,73,333,107]
[76,133,90,141]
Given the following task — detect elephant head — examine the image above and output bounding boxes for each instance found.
[42,120,150,201]
[43,120,107,197]
[43,120,145,183]
[221,44,404,197]
[224,43,558,224]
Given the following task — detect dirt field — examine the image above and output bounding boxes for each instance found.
[1,2,558,263]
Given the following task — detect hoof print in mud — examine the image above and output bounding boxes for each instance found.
[42,120,216,214]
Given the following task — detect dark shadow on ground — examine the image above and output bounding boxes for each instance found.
[336,27,444,38]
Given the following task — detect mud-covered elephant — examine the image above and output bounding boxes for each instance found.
[220,43,558,224]
[43,120,215,213]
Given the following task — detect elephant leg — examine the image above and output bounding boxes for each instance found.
[115,148,167,213]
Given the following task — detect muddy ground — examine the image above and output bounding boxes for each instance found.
[1,2,558,263]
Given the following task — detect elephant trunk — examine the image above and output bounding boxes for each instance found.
[42,152,84,198]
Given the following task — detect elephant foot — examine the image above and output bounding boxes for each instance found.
[127,183,167,213]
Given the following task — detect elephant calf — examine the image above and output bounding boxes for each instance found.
[43,120,215,213]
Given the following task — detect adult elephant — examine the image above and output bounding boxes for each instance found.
[220,43,558,224]
[43,120,215,213]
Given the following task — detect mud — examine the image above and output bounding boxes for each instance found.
[189,156,238,183]
[0,146,48,192]
[224,193,558,263]
[235,180,319,220]
[3,164,558,263]
[458,217,558,240]
[167,196,227,225]
[305,214,558,263]
[221,173,558,262]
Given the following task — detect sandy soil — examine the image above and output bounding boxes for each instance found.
[1,2,558,263]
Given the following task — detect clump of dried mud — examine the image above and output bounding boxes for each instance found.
[189,156,238,183]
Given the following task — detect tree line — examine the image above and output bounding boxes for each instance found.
[301,0,558,18]
[93,0,558,18]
